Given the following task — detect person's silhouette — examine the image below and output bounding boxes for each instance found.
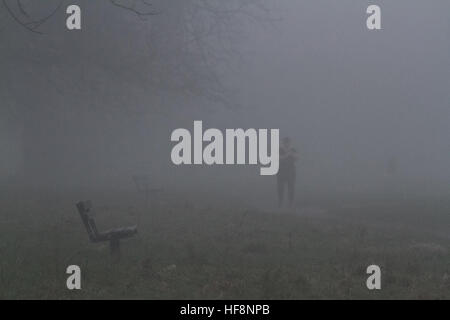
[277,137,297,208]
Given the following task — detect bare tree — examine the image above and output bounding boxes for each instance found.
[1,0,271,184]
[2,0,270,108]
[1,0,159,33]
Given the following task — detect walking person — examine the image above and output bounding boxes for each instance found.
[277,137,297,208]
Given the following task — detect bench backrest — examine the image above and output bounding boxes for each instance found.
[76,200,100,242]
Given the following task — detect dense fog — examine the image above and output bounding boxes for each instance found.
[2,0,450,201]
[3,0,450,301]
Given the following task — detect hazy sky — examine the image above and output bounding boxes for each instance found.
[1,0,450,197]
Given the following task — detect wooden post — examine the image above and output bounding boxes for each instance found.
[110,238,121,261]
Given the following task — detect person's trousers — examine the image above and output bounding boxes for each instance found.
[277,173,295,207]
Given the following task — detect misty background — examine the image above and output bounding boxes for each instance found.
[1,0,450,205]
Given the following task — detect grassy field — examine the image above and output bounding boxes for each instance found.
[1,188,450,299]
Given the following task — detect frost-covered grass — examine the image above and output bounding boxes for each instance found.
[1,189,450,299]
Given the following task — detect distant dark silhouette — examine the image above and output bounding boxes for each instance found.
[387,156,398,176]
[277,137,297,208]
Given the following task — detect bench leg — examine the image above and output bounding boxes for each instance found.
[110,238,121,260]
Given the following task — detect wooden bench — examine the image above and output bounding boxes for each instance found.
[76,200,137,257]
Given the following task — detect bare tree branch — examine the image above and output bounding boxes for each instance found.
[2,0,41,33]
[2,0,63,34]
[109,0,158,17]
[24,1,63,30]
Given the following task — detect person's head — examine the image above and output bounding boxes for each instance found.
[282,137,291,148]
